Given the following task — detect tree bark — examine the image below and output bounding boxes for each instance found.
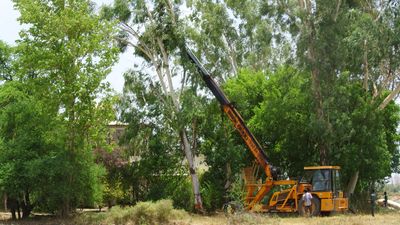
[378,83,400,110]
[306,13,329,165]
[346,170,359,196]
[21,191,32,219]
[179,130,203,211]
[122,2,204,211]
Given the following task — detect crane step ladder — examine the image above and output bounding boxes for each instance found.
[242,162,263,207]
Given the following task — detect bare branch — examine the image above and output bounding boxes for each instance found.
[333,0,342,22]
[373,62,394,101]
[363,39,369,91]
[374,0,389,22]
[372,81,378,99]
[165,0,176,24]
[222,33,238,76]
[378,82,400,110]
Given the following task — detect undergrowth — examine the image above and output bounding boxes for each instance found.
[76,199,188,225]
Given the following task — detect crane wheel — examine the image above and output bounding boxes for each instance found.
[298,196,321,217]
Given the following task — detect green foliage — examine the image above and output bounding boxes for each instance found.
[0,41,15,81]
[0,0,119,216]
[227,175,246,204]
[223,67,314,176]
[165,178,194,211]
[0,82,46,198]
[326,74,400,187]
[117,70,195,210]
[223,66,399,188]
[200,174,225,212]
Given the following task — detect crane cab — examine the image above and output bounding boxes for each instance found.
[298,166,348,215]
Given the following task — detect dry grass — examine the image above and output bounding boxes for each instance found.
[75,199,188,225]
[173,212,400,225]
[0,210,399,225]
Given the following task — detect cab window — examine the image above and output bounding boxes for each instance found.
[311,169,331,192]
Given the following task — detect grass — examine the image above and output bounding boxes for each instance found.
[179,212,400,225]
[0,205,399,225]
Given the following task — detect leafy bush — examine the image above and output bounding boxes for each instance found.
[201,181,224,212]
[200,171,226,212]
[166,178,194,211]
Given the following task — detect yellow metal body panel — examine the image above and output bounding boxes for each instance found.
[304,166,341,170]
[298,183,312,194]
[334,198,348,211]
[321,199,334,211]
[273,180,297,185]
[313,191,333,199]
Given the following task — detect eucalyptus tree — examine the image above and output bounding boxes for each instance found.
[192,0,400,196]
[11,0,119,216]
[102,0,206,210]
[223,0,400,194]
[116,70,194,209]
[188,0,280,78]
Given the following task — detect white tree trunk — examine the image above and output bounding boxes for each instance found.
[122,3,204,211]
[378,83,400,110]
[346,170,359,196]
[180,130,203,210]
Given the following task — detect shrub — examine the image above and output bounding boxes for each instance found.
[76,199,187,225]
[200,171,226,212]
[166,178,194,211]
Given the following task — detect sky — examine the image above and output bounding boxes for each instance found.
[0,0,131,93]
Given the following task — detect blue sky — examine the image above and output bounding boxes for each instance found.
[0,0,130,93]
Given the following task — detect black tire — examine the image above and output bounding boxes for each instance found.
[298,196,321,217]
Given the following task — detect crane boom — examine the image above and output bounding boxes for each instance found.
[186,48,274,179]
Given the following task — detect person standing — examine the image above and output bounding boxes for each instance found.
[370,189,376,217]
[302,188,313,217]
[384,191,388,207]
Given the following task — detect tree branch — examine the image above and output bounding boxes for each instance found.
[363,39,369,91]
[378,81,400,110]
[333,0,342,22]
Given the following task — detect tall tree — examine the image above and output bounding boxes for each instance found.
[249,0,400,193]
[102,0,205,210]
[12,0,118,216]
[116,70,193,209]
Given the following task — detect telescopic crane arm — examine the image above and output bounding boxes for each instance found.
[185,48,275,180]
